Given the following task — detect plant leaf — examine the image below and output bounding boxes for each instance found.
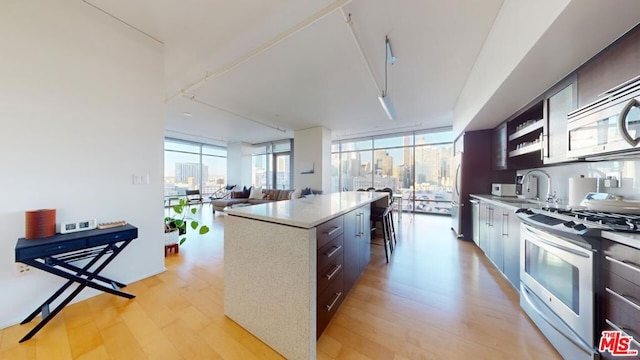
[199,225,210,235]
[179,237,186,245]
[190,221,199,230]
[172,205,183,214]
[190,207,198,215]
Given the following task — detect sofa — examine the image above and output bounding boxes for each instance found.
[211,188,300,213]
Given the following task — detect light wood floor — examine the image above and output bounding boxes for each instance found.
[0,209,561,359]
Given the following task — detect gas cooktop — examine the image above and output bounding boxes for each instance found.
[515,207,640,238]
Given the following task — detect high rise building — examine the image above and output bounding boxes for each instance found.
[175,162,208,186]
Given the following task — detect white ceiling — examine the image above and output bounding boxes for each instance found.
[83,0,640,146]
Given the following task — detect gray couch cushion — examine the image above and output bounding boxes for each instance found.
[211,198,248,209]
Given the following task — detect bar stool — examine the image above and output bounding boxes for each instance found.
[371,205,393,263]
[376,188,397,248]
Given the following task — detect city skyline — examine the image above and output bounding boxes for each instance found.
[336,144,453,192]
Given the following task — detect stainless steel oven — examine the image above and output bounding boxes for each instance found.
[520,223,598,360]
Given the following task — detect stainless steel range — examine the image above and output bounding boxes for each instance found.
[519,207,640,234]
[514,207,640,360]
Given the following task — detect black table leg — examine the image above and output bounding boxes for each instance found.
[18,239,135,342]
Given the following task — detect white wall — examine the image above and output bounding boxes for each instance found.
[293,127,331,193]
[453,0,570,135]
[522,160,640,206]
[227,142,253,187]
[0,1,165,328]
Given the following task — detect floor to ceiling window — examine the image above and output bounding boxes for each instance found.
[164,138,227,198]
[332,128,453,214]
[251,139,293,189]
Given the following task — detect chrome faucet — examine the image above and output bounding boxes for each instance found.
[522,169,553,203]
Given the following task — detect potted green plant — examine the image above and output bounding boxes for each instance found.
[164,198,210,245]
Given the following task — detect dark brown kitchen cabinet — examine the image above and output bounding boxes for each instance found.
[316,216,344,338]
[317,204,372,339]
[343,204,370,295]
[599,238,640,359]
[542,74,577,164]
[578,24,640,108]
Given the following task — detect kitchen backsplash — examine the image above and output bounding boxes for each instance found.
[523,158,640,204]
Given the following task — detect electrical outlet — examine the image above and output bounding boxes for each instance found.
[604,171,621,188]
[15,263,32,276]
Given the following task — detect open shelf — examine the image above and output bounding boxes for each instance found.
[508,119,543,141]
[509,142,541,157]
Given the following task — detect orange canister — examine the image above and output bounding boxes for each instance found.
[25,209,56,239]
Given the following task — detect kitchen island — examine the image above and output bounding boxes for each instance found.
[224,191,388,360]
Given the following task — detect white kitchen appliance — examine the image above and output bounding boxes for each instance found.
[491,183,517,197]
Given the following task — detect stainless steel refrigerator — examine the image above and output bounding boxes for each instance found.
[451,130,515,241]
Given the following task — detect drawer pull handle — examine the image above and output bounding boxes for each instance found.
[605,287,640,312]
[605,256,640,275]
[326,226,342,237]
[605,319,640,348]
[326,291,342,312]
[325,264,342,281]
[325,245,342,258]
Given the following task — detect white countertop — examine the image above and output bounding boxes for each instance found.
[470,194,552,210]
[602,231,640,250]
[225,191,388,228]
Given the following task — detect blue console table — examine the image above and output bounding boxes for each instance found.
[14,224,138,342]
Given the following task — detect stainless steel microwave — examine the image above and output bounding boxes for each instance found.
[567,76,640,160]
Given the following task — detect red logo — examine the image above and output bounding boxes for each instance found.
[599,331,638,356]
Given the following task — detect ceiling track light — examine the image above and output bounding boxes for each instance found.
[379,35,397,120]
[378,93,397,121]
[386,37,396,64]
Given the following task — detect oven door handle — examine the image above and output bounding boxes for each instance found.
[617,98,640,147]
[522,225,591,258]
[521,284,594,354]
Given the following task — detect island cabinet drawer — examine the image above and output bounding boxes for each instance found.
[317,246,344,294]
[602,240,640,286]
[601,274,640,359]
[317,234,343,274]
[317,216,344,249]
[317,270,344,338]
[602,270,640,320]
